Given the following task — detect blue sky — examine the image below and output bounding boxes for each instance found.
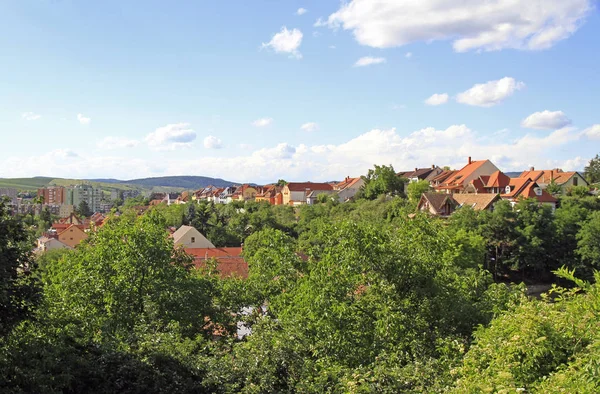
[1,0,599,183]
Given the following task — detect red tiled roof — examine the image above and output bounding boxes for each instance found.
[185,247,248,278]
[519,182,558,203]
[486,171,511,188]
[442,160,487,187]
[520,169,581,186]
[431,169,456,184]
[286,182,333,192]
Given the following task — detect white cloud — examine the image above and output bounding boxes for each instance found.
[323,0,592,52]
[21,112,41,121]
[297,8,307,16]
[77,113,91,125]
[456,77,524,107]
[329,45,336,49]
[262,27,303,59]
[2,123,589,183]
[301,122,319,132]
[252,117,273,127]
[204,135,223,149]
[405,52,412,58]
[97,137,139,150]
[521,110,572,130]
[354,56,386,67]
[145,123,196,150]
[424,93,449,106]
[583,124,600,139]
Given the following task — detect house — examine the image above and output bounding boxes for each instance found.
[436,157,500,193]
[57,224,89,248]
[333,176,365,202]
[185,247,248,278]
[430,169,456,188]
[306,190,336,205]
[519,167,589,194]
[282,182,334,205]
[417,193,457,217]
[36,236,73,253]
[193,185,219,201]
[500,177,558,209]
[172,225,215,248]
[463,170,511,194]
[255,185,283,205]
[216,187,236,204]
[232,184,258,201]
[398,166,445,193]
[452,193,500,211]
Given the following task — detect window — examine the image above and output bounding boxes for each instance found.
[505,185,511,194]
[191,237,195,243]
[573,177,578,186]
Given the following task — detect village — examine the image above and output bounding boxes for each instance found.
[23,156,593,282]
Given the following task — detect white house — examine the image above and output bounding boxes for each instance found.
[172,225,215,248]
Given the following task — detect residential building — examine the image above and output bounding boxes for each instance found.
[185,247,248,278]
[255,185,283,205]
[282,182,333,205]
[172,225,215,248]
[500,177,558,210]
[417,193,457,217]
[216,187,236,204]
[0,187,18,205]
[67,184,102,213]
[435,157,500,193]
[37,186,67,205]
[334,176,365,202]
[57,224,89,248]
[306,190,336,205]
[232,184,258,201]
[430,170,456,187]
[36,236,72,253]
[398,166,444,191]
[452,193,501,211]
[519,167,589,194]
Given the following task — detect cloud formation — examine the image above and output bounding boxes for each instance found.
[583,124,600,140]
[97,136,139,150]
[296,8,307,16]
[145,123,196,150]
[323,0,592,52]
[262,27,303,59]
[252,117,273,127]
[354,56,386,67]
[424,93,449,106]
[521,110,572,130]
[77,113,91,124]
[5,124,591,183]
[301,122,319,132]
[456,77,524,107]
[204,135,223,149]
[22,112,41,121]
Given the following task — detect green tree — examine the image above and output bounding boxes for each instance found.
[546,179,562,195]
[77,200,92,217]
[42,210,218,343]
[360,164,406,200]
[576,211,600,269]
[584,153,600,184]
[275,179,288,186]
[0,199,40,337]
[406,179,431,202]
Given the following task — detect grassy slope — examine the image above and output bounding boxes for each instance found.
[0,177,185,193]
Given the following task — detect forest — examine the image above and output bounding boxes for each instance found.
[2,169,600,393]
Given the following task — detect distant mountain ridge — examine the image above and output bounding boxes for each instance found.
[88,176,237,189]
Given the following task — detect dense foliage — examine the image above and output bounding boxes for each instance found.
[1,168,600,392]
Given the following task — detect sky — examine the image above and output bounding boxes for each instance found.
[1,0,599,183]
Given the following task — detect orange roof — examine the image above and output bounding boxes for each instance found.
[185,247,247,278]
[519,182,558,203]
[440,160,489,188]
[502,177,531,198]
[452,193,500,211]
[431,170,456,184]
[486,171,511,188]
[520,169,580,185]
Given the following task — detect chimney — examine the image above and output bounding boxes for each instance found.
[432,165,435,169]
[530,166,534,171]
[415,167,418,172]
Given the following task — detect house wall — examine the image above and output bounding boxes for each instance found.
[43,239,72,252]
[58,227,88,248]
[460,161,500,191]
[174,229,215,248]
[561,173,588,190]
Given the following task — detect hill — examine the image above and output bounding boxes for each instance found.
[0,177,56,191]
[90,176,236,189]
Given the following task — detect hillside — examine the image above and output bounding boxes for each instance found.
[91,176,236,189]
